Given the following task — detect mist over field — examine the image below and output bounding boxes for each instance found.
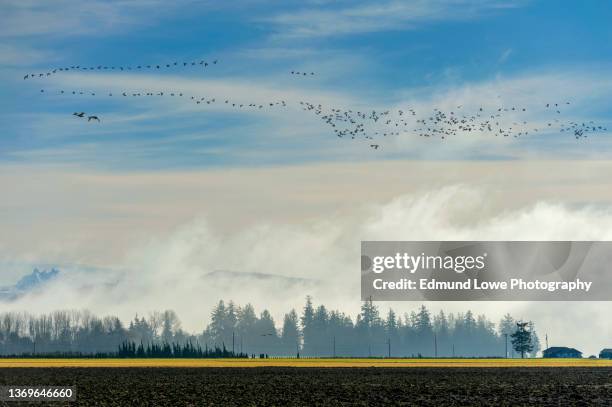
[1,161,611,356]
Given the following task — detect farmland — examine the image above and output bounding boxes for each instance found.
[0,357,611,368]
[0,363,610,406]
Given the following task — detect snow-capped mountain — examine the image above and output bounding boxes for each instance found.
[0,268,60,301]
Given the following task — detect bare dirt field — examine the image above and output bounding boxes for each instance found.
[0,366,611,406]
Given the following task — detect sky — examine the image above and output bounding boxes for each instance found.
[1,1,612,355]
[1,0,612,168]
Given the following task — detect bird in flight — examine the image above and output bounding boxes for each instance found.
[73,112,85,117]
[87,115,100,122]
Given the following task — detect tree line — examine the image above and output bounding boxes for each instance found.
[0,298,540,357]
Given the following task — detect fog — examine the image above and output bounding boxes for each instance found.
[1,161,611,356]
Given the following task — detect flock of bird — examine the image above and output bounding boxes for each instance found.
[23,59,219,81]
[26,58,608,150]
[72,112,99,122]
[298,100,608,146]
[49,87,290,122]
[290,71,315,76]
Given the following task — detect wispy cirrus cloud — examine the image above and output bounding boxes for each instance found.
[0,0,181,38]
[264,0,528,38]
[0,44,59,66]
[0,0,187,67]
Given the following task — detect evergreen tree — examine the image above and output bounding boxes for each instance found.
[235,304,257,355]
[498,313,515,337]
[463,310,476,332]
[433,310,450,356]
[225,301,238,338]
[301,296,315,354]
[311,305,330,355]
[359,297,380,328]
[281,309,300,356]
[415,306,432,334]
[209,300,227,347]
[385,309,398,337]
[511,322,533,358]
[255,310,277,355]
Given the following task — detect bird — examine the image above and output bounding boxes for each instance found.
[29,59,600,146]
[87,115,100,122]
[73,112,85,117]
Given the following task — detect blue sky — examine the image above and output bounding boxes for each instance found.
[1,0,612,170]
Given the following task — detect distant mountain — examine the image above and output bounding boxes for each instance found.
[0,268,60,301]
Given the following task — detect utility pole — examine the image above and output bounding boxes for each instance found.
[333,336,336,358]
[434,333,438,358]
[504,333,508,358]
[387,338,391,358]
[545,333,549,350]
[232,331,235,355]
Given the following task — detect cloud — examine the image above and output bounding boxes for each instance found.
[498,48,513,64]
[0,0,179,38]
[265,0,527,38]
[0,44,58,66]
[0,0,526,40]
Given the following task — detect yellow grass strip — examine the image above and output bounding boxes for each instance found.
[0,358,611,368]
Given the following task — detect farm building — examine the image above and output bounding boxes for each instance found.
[542,347,582,358]
[600,349,612,359]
